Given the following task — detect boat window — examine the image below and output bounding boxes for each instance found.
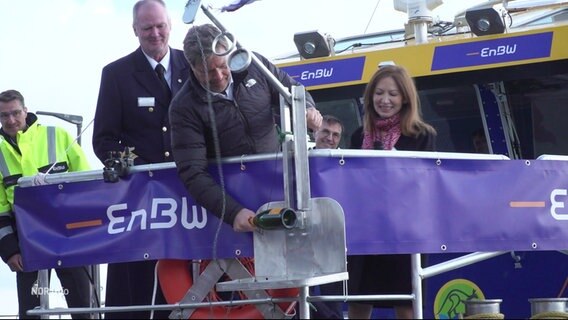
[312,98,362,149]
[420,86,484,153]
[506,74,568,158]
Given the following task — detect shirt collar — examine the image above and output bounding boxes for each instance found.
[143,48,171,73]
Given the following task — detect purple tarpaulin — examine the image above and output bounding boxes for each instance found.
[14,154,568,271]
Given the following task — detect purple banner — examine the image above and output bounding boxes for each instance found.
[14,154,568,271]
[280,56,365,87]
[431,32,553,71]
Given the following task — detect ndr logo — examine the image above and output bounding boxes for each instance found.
[301,68,333,80]
[31,286,69,296]
[106,197,207,234]
[480,44,517,57]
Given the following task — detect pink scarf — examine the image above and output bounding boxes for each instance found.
[362,114,402,150]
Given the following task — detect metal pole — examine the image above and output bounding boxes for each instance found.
[199,4,293,105]
[34,110,98,316]
[36,111,83,145]
[77,123,82,146]
[411,253,423,319]
[37,269,50,319]
[299,286,310,319]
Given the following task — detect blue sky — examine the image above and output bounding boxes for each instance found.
[0,0,487,316]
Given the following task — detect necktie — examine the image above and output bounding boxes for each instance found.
[155,64,171,99]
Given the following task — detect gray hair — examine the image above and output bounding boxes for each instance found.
[132,0,167,26]
[183,24,229,67]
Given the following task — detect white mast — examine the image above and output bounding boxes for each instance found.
[393,0,444,44]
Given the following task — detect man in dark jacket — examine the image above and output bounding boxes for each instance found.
[92,1,190,318]
[170,23,322,231]
[93,0,190,165]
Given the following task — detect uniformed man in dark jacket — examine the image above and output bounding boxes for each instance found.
[170,23,322,232]
[92,1,189,318]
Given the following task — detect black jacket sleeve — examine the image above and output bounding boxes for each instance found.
[0,216,19,263]
[169,85,244,226]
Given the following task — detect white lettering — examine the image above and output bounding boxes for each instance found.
[31,287,68,296]
[48,164,67,172]
[300,68,334,80]
[506,45,516,54]
[106,198,208,234]
[181,197,207,229]
[129,209,147,231]
[107,204,127,234]
[550,189,568,220]
[150,198,178,229]
[481,44,517,57]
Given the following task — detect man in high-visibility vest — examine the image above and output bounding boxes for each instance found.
[0,89,91,319]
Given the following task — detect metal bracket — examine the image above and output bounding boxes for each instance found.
[170,258,287,319]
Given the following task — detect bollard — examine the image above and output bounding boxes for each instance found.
[463,299,504,319]
[529,298,568,319]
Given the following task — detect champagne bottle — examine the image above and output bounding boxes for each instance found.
[249,207,297,230]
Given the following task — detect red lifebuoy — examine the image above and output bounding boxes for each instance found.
[158,258,298,319]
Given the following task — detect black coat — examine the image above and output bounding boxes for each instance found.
[170,52,315,225]
[92,47,189,320]
[93,47,190,164]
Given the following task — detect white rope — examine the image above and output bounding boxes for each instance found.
[364,0,382,34]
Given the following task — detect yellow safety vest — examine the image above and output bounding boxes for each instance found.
[0,122,90,214]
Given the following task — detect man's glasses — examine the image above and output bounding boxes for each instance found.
[318,129,341,139]
[0,109,23,120]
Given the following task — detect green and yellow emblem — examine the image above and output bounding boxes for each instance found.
[434,279,485,319]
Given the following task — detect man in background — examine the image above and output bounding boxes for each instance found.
[314,114,343,149]
[92,0,189,318]
[472,128,490,153]
[170,23,322,233]
[0,89,91,319]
